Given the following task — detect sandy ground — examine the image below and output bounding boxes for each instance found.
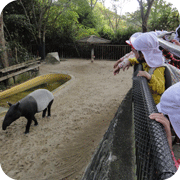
[0,59,133,180]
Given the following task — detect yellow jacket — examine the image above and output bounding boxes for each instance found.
[130,58,165,104]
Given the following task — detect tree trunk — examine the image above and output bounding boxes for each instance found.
[0,12,9,68]
[37,28,46,60]
[142,18,148,32]
[42,29,46,60]
[37,29,43,60]
[138,0,155,32]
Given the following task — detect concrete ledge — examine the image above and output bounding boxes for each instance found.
[82,88,136,180]
[0,73,71,100]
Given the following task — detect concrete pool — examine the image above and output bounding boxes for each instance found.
[0,73,72,111]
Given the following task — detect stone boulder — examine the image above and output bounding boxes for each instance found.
[45,52,60,64]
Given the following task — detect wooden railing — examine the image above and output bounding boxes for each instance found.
[0,57,41,82]
[44,43,131,60]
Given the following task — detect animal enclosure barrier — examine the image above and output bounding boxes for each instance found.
[93,44,131,60]
[133,64,177,179]
[46,43,131,60]
[82,89,135,179]
[0,58,41,86]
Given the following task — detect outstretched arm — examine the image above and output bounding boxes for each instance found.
[113,51,134,69]
[113,60,131,75]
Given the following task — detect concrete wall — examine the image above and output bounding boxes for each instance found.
[82,89,136,180]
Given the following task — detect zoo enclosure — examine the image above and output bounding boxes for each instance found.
[133,64,177,179]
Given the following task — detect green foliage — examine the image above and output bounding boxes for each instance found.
[71,0,97,28]
[111,26,141,44]
[4,14,36,43]
[125,0,179,32]
[149,0,179,31]
[98,26,113,40]
[0,82,6,91]
[7,41,34,64]
[75,25,99,40]
[2,0,180,63]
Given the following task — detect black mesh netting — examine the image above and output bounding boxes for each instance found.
[133,64,177,180]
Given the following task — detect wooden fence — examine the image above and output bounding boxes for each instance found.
[0,58,41,85]
[44,43,131,61]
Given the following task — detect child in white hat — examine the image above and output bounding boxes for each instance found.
[132,32,165,104]
[174,25,180,42]
[114,32,165,104]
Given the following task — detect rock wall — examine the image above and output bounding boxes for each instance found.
[82,89,136,180]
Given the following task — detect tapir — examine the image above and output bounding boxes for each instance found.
[2,89,54,134]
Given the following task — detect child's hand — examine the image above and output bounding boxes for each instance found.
[137,71,151,81]
[172,39,180,46]
[113,61,131,75]
[113,66,121,75]
[149,113,169,125]
[114,58,124,68]
[149,113,172,151]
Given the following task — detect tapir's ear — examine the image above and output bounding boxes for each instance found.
[7,102,12,107]
[16,101,20,107]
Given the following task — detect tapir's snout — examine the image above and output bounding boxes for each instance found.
[2,124,7,130]
[2,121,9,130]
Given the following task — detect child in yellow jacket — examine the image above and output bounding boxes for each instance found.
[114,32,165,104]
[130,55,165,104]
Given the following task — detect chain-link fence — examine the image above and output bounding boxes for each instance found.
[133,64,177,180]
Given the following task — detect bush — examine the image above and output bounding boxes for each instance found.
[111,26,141,45]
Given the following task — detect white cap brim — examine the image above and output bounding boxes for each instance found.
[126,40,131,45]
[169,114,180,138]
[156,103,161,112]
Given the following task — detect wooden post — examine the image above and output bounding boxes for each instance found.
[91,44,94,63]
[102,46,103,60]
[15,47,18,63]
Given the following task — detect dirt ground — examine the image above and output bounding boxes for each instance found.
[0,59,133,180]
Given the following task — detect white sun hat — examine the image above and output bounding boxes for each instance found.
[157,82,180,138]
[131,32,164,68]
[154,30,164,36]
[125,32,142,47]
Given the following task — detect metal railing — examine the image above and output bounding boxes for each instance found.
[133,64,177,179]
[40,43,131,60]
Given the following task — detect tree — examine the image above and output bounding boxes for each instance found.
[17,0,72,59]
[100,0,130,33]
[89,0,98,11]
[3,0,100,59]
[0,12,9,68]
[72,0,97,28]
[137,0,154,32]
[149,0,179,31]
[126,0,179,32]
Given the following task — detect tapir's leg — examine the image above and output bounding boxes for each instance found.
[42,108,47,118]
[33,116,38,126]
[47,100,54,117]
[25,119,32,134]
